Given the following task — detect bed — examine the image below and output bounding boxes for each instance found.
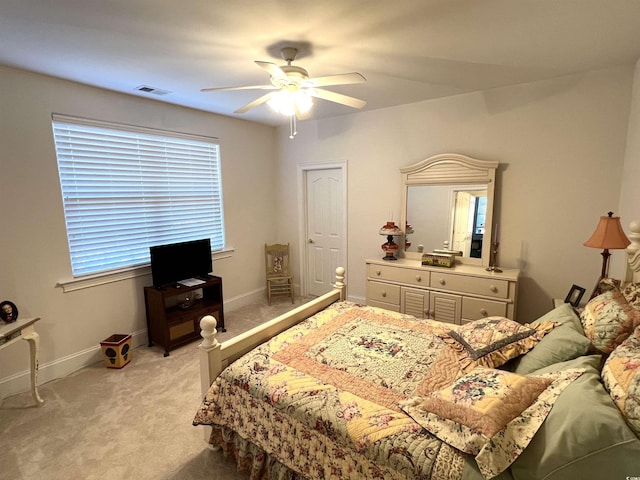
[194,223,640,479]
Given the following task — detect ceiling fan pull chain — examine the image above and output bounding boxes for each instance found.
[289,115,297,139]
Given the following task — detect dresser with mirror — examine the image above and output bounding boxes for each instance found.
[366,153,519,324]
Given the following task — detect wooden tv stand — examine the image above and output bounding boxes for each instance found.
[144,276,224,356]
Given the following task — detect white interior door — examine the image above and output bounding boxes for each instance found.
[305,168,345,297]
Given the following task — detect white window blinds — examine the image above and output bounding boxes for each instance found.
[52,115,224,277]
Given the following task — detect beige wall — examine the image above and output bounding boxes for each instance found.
[276,66,635,323]
[0,66,277,392]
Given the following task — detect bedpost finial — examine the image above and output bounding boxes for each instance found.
[199,315,219,348]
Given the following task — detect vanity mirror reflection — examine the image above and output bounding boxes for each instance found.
[400,153,498,267]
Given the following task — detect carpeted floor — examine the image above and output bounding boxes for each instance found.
[0,296,310,480]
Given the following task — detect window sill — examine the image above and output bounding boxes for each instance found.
[57,248,235,293]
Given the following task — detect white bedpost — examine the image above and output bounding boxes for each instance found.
[335,266,346,300]
[626,220,640,282]
[199,315,222,395]
[199,314,221,443]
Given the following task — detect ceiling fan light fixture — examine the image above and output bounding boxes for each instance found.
[267,88,313,117]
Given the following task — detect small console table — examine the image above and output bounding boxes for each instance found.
[0,317,44,406]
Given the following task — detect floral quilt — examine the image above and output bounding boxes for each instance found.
[193,302,469,480]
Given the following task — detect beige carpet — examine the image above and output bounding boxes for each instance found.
[0,296,310,480]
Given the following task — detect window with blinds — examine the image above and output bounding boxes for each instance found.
[51,114,224,277]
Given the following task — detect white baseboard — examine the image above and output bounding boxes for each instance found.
[222,286,269,310]
[348,294,365,305]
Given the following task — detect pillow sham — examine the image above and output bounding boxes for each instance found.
[509,303,591,374]
[620,281,640,310]
[510,355,640,480]
[443,316,556,371]
[601,324,640,436]
[402,367,582,479]
[595,277,621,294]
[580,289,640,354]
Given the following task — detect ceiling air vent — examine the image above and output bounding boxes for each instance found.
[135,85,171,96]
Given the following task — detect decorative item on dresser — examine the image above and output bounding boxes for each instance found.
[583,211,631,299]
[366,258,519,323]
[379,221,403,260]
[486,222,502,272]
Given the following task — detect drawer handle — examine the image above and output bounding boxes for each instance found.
[376,270,381,276]
[489,285,498,293]
[439,279,446,286]
[381,291,387,298]
[480,308,488,316]
[415,275,422,282]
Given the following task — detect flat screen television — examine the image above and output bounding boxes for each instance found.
[149,238,212,288]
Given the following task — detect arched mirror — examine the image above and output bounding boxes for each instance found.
[400,153,498,266]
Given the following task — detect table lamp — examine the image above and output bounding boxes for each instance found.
[379,221,403,260]
[583,211,630,298]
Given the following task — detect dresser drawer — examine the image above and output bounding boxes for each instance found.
[430,272,509,299]
[367,280,401,306]
[462,297,508,320]
[368,263,429,288]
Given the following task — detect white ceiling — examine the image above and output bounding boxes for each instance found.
[3,0,640,126]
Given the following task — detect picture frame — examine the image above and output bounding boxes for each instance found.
[0,300,18,323]
[564,285,586,308]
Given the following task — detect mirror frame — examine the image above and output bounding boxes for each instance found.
[400,153,498,266]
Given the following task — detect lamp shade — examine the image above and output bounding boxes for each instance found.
[379,221,403,236]
[583,212,630,250]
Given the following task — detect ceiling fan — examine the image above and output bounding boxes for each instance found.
[201,46,367,137]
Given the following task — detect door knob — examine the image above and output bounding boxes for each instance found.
[308,239,314,243]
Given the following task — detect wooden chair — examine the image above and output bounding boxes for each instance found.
[265,243,294,305]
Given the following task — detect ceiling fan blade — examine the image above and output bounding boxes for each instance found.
[255,61,288,80]
[234,92,278,114]
[303,72,366,88]
[201,84,276,92]
[306,88,367,109]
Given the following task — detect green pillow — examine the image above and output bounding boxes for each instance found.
[510,355,640,480]
[509,303,591,374]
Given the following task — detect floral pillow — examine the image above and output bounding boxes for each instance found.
[401,367,583,478]
[601,324,640,436]
[580,289,640,354]
[442,317,556,371]
[620,282,640,310]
